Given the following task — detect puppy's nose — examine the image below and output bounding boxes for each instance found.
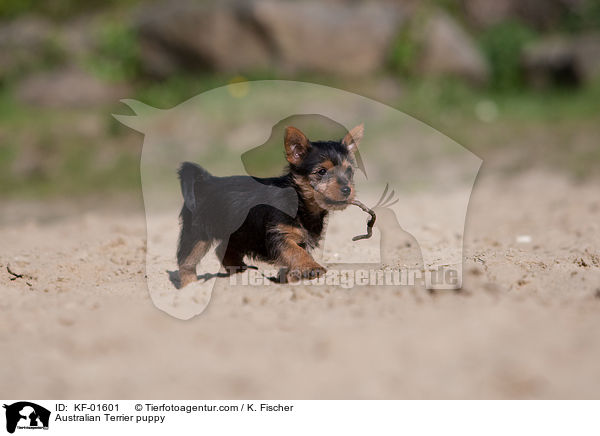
[340,186,351,197]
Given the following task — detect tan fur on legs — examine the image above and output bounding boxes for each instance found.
[278,241,326,282]
[178,240,210,287]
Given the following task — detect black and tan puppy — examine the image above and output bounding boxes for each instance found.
[177,124,364,286]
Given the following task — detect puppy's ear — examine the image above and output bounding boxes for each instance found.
[284,126,311,166]
[342,124,364,154]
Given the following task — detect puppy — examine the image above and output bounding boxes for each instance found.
[177,124,363,286]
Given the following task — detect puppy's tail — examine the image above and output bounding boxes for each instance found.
[178,162,212,213]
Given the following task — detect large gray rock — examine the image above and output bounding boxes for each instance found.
[252,0,404,75]
[417,11,489,85]
[135,0,272,77]
[136,0,405,77]
[523,33,600,87]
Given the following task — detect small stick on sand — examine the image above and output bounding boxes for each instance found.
[350,200,376,241]
[7,264,24,280]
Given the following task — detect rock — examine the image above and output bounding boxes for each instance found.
[135,0,272,77]
[417,11,489,85]
[522,36,577,87]
[138,37,183,78]
[135,0,405,77]
[461,0,513,28]
[0,16,56,79]
[252,0,404,75]
[16,68,131,108]
[522,33,600,87]
[573,33,600,83]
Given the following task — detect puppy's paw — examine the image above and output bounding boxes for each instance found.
[287,263,327,282]
[179,269,198,288]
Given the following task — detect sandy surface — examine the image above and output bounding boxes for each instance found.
[1,169,600,399]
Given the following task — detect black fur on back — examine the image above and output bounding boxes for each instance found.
[177,162,309,265]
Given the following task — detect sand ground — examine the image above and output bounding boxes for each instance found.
[1,169,599,399]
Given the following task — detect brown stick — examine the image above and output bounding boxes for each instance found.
[350,199,376,241]
[7,264,23,280]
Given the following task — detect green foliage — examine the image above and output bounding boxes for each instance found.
[84,21,141,82]
[388,27,419,76]
[134,76,222,109]
[397,76,600,125]
[479,20,538,91]
[0,0,37,19]
[2,75,600,198]
[0,0,141,20]
[560,0,600,33]
[134,72,277,109]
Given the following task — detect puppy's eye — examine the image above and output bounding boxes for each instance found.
[346,167,354,177]
[317,168,328,176]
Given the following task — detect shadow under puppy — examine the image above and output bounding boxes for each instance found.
[177,124,364,287]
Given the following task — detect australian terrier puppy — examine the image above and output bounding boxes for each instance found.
[177,124,364,286]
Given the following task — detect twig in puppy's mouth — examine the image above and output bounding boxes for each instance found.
[324,198,348,205]
[313,189,376,239]
[349,200,376,241]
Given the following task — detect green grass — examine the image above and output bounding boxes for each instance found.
[0,0,142,20]
[0,85,141,198]
[395,77,600,124]
[83,19,142,83]
[2,74,600,199]
[133,71,279,109]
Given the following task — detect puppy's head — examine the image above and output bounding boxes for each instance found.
[285,124,363,211]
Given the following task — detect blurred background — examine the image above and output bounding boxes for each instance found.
[0,0,599,198]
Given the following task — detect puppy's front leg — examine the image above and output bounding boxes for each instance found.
[277,240,326,282]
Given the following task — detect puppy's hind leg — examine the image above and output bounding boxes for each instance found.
[178,239,210,287]
[177,207,210,287]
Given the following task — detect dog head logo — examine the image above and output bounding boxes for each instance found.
[3,402,50,434]
[115,80,481,319]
